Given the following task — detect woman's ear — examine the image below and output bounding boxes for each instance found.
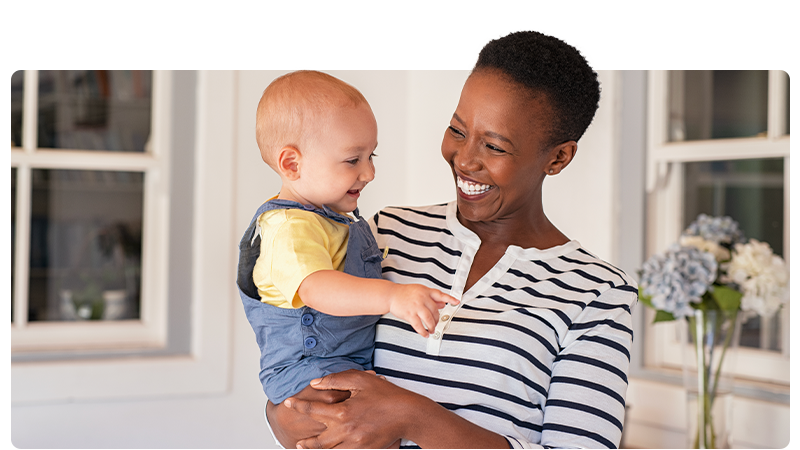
[277,146,302,181]
[545,141,577,176]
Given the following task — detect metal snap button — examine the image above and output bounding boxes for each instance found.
[432,331,441,340]
[440,315,450,322]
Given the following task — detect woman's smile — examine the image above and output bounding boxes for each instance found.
[456,175,494,197]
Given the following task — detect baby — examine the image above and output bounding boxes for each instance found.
[236,71,457,409]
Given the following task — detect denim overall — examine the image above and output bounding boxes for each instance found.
[237,199,383,404]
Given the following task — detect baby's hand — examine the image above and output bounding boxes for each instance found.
[388,284,459,338]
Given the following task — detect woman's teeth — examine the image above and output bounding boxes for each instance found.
[457,177,493,195]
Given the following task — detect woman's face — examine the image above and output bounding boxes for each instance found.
[441,70,557,225]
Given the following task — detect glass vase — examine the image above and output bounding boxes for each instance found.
[680,309,742,449]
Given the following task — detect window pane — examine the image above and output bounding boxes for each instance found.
[11,71,24,147]
[683,158,784,351]
[668,70,769,142]
[11,168,17,322]
[28,169,144,322]
[37,71,153,152]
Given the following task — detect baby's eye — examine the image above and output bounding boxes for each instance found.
[346,158,359,165]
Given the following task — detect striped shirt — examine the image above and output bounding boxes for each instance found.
[370,202,637,449]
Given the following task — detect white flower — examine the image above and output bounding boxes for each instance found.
[727,239,789,317]
[679,235,731,262]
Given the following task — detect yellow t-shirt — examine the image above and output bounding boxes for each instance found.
[252,207,349,308]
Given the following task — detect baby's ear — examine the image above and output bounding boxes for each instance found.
[277,146,302,180]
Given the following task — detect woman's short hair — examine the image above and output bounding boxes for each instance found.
[474,31,601,149]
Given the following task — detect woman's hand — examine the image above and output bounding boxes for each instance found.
[266,384,351,448]
[284,369,413,449]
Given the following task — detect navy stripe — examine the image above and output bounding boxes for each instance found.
[542,423,616,449]
[493,282,586,309]
[378,367,539,410]
[577,334,631,361]
[452,316,558,356]
[444,334,552,377]
[375,340,548,397]
[381,266,452,291]
[571,319,634,339]
[545,399,623,432]
[480,296,573,329]
[550,376,626,406]
[587,300,632,314]
[388,248,456,275]
[386,205,447,220]
[439,402,543,433]
[507,267,603,298]
[381,211,453,236]
[532,260,617,290]
[377,227,462,257]
[554,354,628,383]
[563,252,627,286]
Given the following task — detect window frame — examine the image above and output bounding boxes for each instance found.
[643,70,790,389]
[10,70,234,404]
[10,70,171,351]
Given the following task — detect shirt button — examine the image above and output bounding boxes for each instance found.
[432,331,441,340]
[301,313,314,326]
[440,315,450,322]
[304,337,317,349]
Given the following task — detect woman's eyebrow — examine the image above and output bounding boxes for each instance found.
[453,113,513,146]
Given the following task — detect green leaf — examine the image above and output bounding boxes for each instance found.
[653,310,676,323]
[638,287,677,323]
[711,284,742,313]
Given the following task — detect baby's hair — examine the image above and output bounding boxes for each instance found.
[474,31,600,149]
[256,70,368,168]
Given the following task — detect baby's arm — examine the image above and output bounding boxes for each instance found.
[298,270,457,337]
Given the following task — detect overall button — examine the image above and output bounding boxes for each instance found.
[304,337,317,349]
[301,313,314,326]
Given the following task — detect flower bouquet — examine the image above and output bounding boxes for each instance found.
[638,214,789,448]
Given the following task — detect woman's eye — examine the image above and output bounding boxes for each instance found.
[369,152,378,160]
[487,143,505,153]
[448,126,464,137]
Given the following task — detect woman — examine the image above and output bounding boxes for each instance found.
[266,30,637,449]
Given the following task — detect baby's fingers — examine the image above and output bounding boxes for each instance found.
[407,316,430,338]
[432,290,459,306]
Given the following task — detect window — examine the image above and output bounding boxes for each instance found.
[644,71,789,387]
[10,70,170,352]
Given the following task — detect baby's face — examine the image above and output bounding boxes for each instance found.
[296,103,378,213]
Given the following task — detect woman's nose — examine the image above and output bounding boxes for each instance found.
[454,144,481,172]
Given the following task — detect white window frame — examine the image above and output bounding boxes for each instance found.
[10,71,234,403]
[11,70,171,351]
[643,70,790,386]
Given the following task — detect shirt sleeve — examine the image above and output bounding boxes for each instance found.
[538,286,636,449]
[268,216,335,308]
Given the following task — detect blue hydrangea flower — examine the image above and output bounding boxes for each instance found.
[682,214,745,246]
[640,243,718,318]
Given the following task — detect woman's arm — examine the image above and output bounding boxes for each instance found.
[266,384,351,448]
[284,370,510,449]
